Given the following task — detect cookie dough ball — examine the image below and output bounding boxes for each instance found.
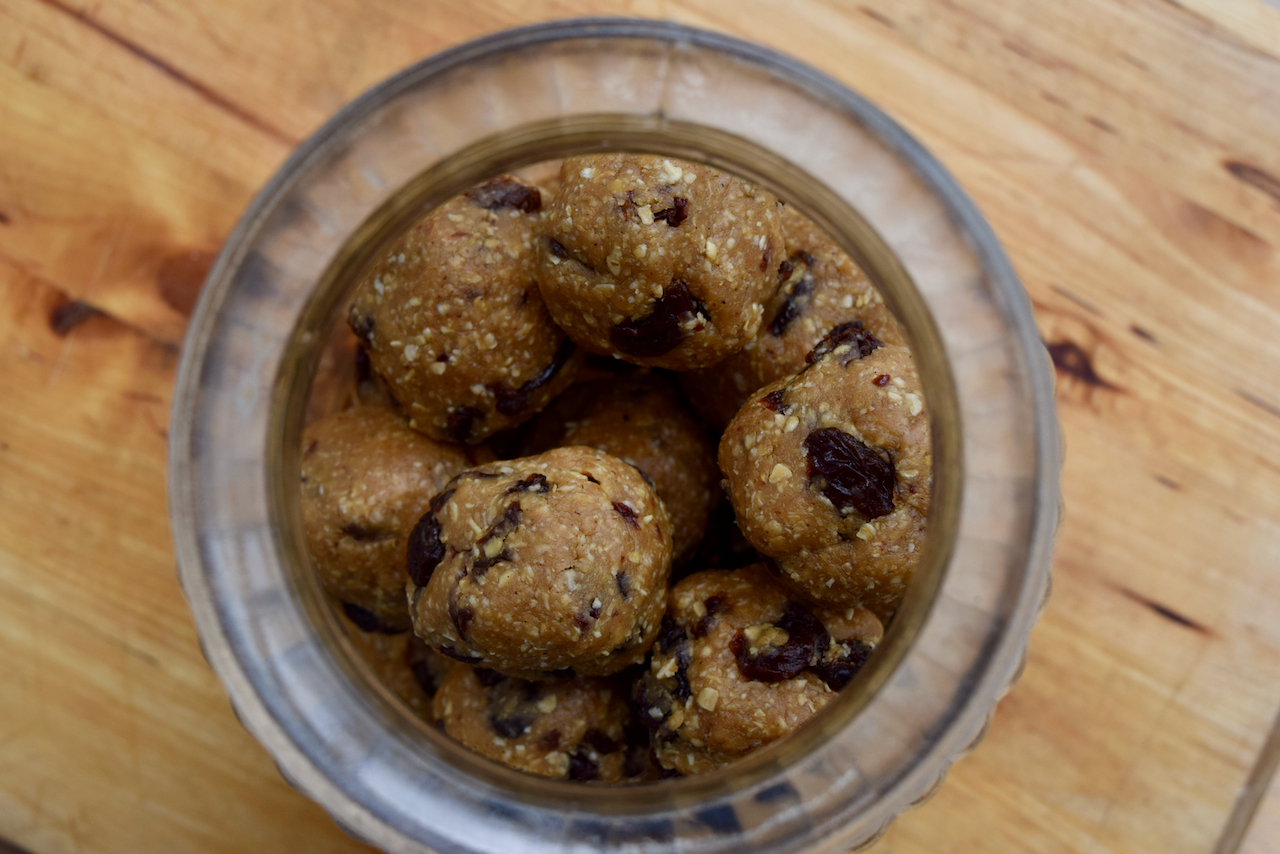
[408,447,673,678]
[536,154,785,370]
[681,205,905,429]
[520,376,719,566]
[338,603,455,722]
[434,666,652,782]
[348,175,583,444]
[301,406,481,631]
[718,324,931,616]
[635,565,881,775]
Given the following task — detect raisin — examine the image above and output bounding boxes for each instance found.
[759,389,790,414]
[430,488,456,514]
[776,259,794,285]
[609,279,706,358]
[303,439,319,458]
[655,617,693,702]
[406,512,445,587]
[490,338,577,416]
[691,594,728,639]
[804,427,895,519]
[409,659,439,696]
[731,602,828,683]
[464,176,541,213]
[473,667,504,688]
[616,572,631,599]
[348,306,375,344]
[582,729,622,754]
[339,521,394,543]
[506,473,550,494]
[568,749,599,781]
[874,374,891,387]
[806,321,882,366]
[537,729,562,751]
[760,244,773,273]
[672,651,692,702]
[488,679,541,738]
[657,615,686,655]
[612,501,640,528]
[340,601,403,634]
[450,605,475,640]
[767,268,814,337]
[547,237,570,258]
[652,197,689,227]
[810,641,873,691]
[446,406,484,443]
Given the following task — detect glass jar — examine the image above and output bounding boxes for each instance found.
[168,18,1060,854]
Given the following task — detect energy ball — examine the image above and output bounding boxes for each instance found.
[407,447,673,678]
[348,175,583,444]
[634,565,881,776]
[519,376,720,566]
[536,154,785,370]
[682,204,905,429]
[338,604,455,722]
[434,666,652,782]
[301,406,481,631]
[718,323,931,616]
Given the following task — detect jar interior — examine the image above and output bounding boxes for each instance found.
[271,116,961,807]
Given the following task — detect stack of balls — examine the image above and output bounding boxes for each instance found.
[300,154,931,782]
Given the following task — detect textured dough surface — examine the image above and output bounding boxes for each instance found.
[301,406,478,631]
[519,375,720,565]
[536,154,784,370]
[719,329,931,615]
[434,666,652,782]
[635,565,881,775]
[682,204,905,429]
[408,447,672,678]
[348,175,581,443]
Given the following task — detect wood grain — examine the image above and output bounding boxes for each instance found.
[2,1,1279,852]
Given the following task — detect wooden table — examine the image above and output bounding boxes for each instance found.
[3,1,1280,852]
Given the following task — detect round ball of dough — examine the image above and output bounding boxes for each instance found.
[681,204,905,429]
[718,324,931,616]
[519,376,720,566]
[536,154,785,370]
[635,565,881,775]
[348,175,582,443]
[408,447,673,678]
[301,406,480,631]
[434,666,652,782]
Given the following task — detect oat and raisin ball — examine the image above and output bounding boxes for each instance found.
[635,565,882,775]
[718,324,931,617]
[301,406,482,631]
[338,604,455,722]
[347,175,582,444]
[407,447,673,678]
[535,154,785,370]
[434,666,652,782]
[682,204,905,429]
[519,376,719,565]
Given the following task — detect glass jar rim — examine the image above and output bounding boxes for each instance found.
[169,17,1059,854]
